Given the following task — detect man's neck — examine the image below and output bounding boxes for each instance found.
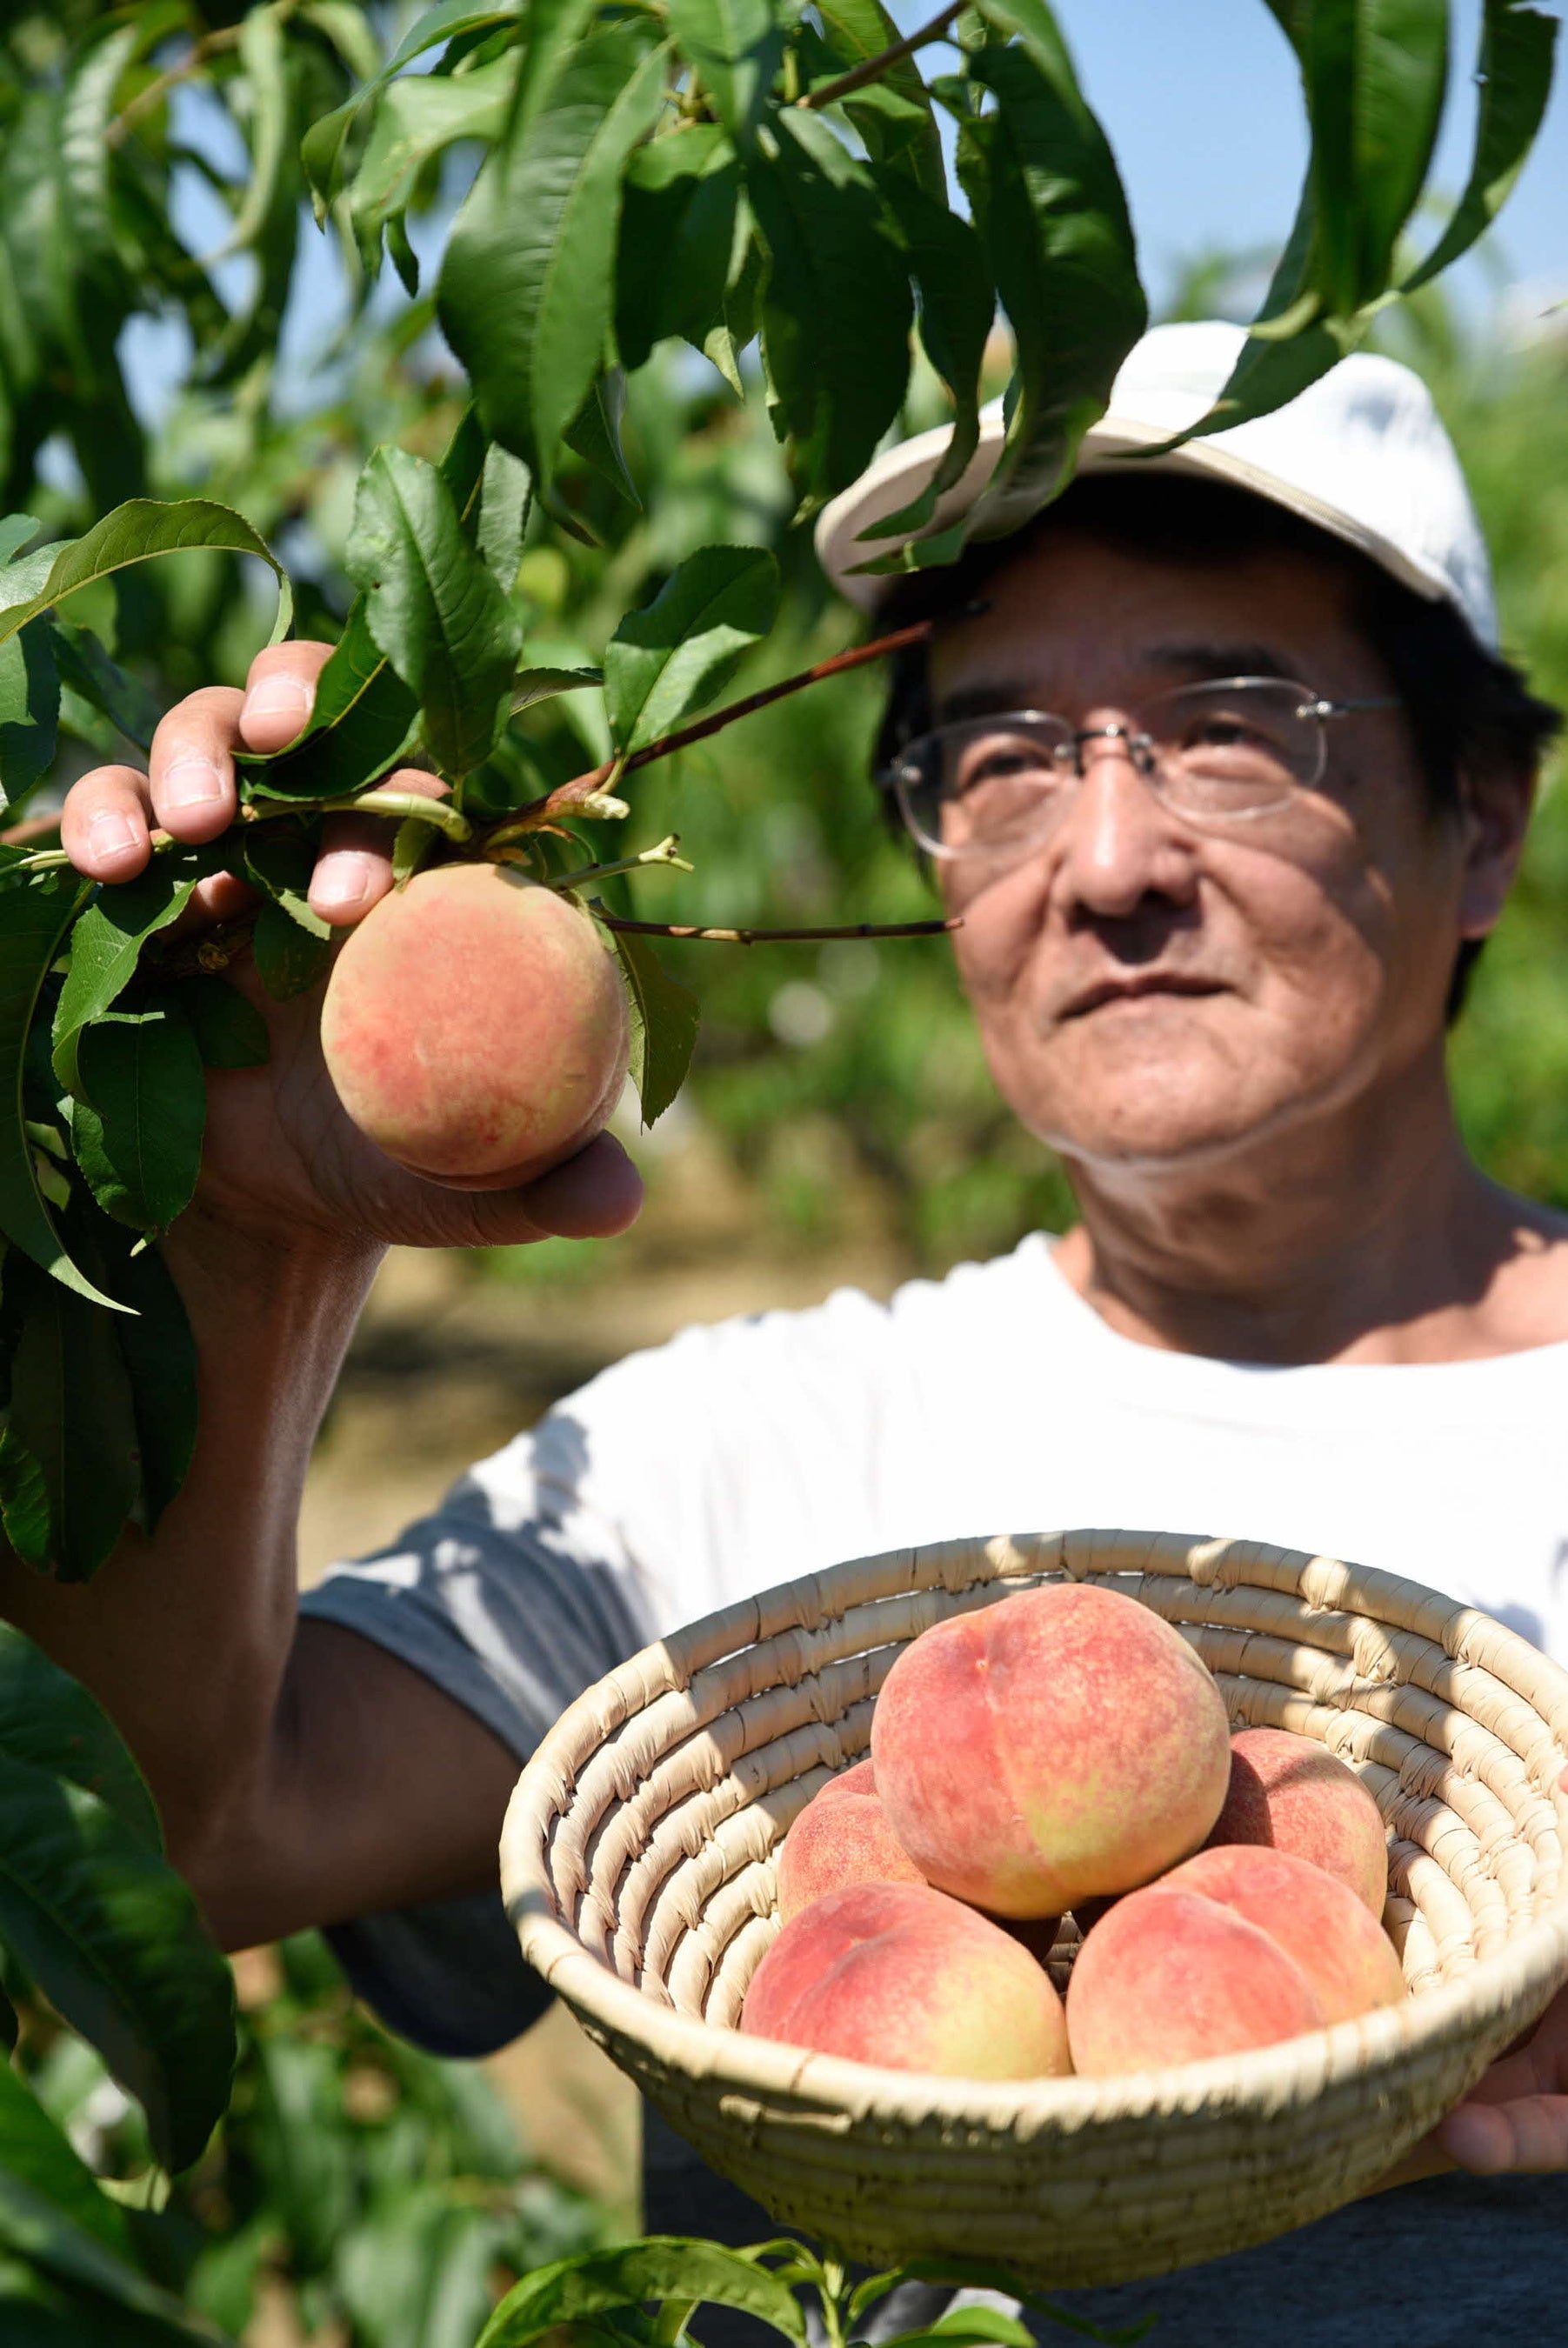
[1051,1059,1568,1368]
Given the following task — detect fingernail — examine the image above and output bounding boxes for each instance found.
[88,810,139,857]
[162,756,226,811]
[244,676,312,727]
[311,852,377,919]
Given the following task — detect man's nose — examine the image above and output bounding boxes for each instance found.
[1051,738,1201,918]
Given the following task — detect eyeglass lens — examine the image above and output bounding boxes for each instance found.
[896,678,1331,858]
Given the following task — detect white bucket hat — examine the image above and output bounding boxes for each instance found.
[814,319,1498,648]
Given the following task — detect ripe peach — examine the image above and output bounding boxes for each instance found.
[776,1759,928,1919]
[1066,1884,1325,2075]
[777,1760,1060,1950]
[320,864,630,1189]
[1204,1727,1388,1914]
[871,1583,1231,1917]
[741,1880,1071,2079]
[1162,1844,1405,2024]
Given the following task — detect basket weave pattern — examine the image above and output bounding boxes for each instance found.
[502,1531,1568,2287]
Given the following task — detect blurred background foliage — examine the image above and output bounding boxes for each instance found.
[3,5,1567,2337]
[7,1931,615,2347]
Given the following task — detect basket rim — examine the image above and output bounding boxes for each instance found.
[501,1527,1568,2131]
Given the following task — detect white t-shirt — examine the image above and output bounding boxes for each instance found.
[302,1232,1568,2342]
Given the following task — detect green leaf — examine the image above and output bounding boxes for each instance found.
[1144,187,1360,450]
[0,1247,140,1579]
[244,828,332,942]
[0,2070,234,2339]
[1283,0,1451,315]
[952,22,1145,544]
[304,0,522,210]
[664,0,784,150]
[391,817,437,888]
[747,108,914,505]
[564,370,641,510]
[608,927,699,1126]
[604,545,778,755]
[51,863,209,1102]
[438,25,669,490]
[251,903,333,1002]
[703,231,764,394]
[510,665,604,714]
[215,3,293,264]
[1403,1,1558,293]
[0,1751,235,2169]
[861,173,993,540]
[0,870,120,1309]
[50,624,162,757]
[815,0,946,198]
[616,129,740,374]
[0,521,40,565]
[478,2239,810,2348]
[0,502,290,654]
[344,53,518,275]
[0,620,59,811]
[0,1620,162,1853]
[177,977,269,1072]
[70,1002,206,1234]
[477,444,534,589]
[0,2058,134,2264]
[346,445,525,778]
[103,1228,197,1531]
[243,385,504,797]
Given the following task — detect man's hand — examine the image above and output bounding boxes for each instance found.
[1438,1978,1568,2173]
[59,639,644,1257]
[1376,1764,1568,2190]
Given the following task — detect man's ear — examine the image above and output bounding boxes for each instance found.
[1458,760,1537,940]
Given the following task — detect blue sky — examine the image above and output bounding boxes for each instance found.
[1011,0,1567,317]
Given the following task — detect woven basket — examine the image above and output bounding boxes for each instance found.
[502,1530,1568,2288]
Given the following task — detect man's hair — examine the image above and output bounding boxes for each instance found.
[870,472,1563,1020]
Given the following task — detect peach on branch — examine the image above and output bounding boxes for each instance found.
[741,1880,1071,2079]
[1204,1726,1389,1914]
[319,864,630,1188]
[871,1582,1231,1916]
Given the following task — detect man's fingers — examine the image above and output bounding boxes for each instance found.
[59,765,157,882]
[239,640,334,754]
[308,770,447,927]
[1440,2094,1568,2175]
[310,815,398,928]
[148,686,244,843]
[516,1133,644,1238]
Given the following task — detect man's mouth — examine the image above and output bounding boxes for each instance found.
[1060,973,1228,1020]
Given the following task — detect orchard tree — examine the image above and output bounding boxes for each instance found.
[0,0,1556,2336]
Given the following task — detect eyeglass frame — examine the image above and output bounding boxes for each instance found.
[878,675,1404,862]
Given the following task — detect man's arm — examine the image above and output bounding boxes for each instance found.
[0,1204,520,1950]
[2,645,638,1949]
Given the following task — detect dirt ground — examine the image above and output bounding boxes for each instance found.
[294,1125,909,2220]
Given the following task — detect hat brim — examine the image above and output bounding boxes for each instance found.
[814,408,1454,615]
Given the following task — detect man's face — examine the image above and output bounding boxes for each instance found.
[931,527,1478,1172]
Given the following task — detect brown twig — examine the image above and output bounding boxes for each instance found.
[590,910,960,944]
[107,23,247,147]
[798,0,965,109]
[526,619,933,826]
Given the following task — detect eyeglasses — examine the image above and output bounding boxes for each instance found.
[884,677,1400,862]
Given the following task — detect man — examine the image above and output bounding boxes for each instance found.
[18,321,1568,2341]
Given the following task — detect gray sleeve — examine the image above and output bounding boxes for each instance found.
[298,1433,658,2058]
